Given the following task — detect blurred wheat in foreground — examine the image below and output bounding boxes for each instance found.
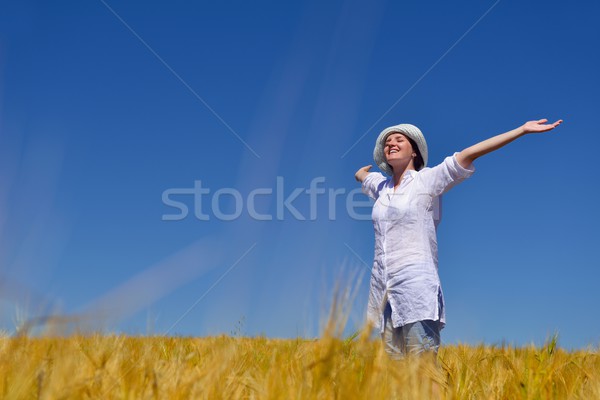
[1,331,599,399]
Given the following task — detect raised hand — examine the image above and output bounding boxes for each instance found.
[521,118,563,134]
[355,165,372,182]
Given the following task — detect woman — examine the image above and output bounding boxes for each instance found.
[355,118,562,359]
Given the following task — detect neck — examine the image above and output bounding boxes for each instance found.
[391,161,415,186]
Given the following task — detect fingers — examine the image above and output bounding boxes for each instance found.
[535,118,563,130]
[364,165,372,171]
[537,118,563,126]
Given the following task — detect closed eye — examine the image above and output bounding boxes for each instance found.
[386,137,404,144]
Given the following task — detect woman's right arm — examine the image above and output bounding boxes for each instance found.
[358,167,387,200]
[354,165,372,183]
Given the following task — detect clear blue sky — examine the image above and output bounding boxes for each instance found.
[1,0,598,348]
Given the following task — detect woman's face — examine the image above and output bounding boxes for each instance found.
[384,133,415,166]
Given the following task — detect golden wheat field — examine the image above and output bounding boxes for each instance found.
[1,330,599,400]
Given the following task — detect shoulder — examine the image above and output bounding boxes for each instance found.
[415,153,476,196]
[417,153,475,180]
[362,172,389,200]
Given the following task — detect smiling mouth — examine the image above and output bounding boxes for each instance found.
[389,149,399,154]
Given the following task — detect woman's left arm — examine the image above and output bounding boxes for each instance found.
[456,118,563,169]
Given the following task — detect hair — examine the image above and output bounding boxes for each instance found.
[405,135,424,170]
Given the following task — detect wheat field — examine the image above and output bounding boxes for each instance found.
[1,329,599,399]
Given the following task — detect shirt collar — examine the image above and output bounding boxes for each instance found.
[386,169,417,189]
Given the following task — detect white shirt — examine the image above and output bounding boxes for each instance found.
[362,153,475,332]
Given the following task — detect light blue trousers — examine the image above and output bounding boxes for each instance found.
[381,302,441,359]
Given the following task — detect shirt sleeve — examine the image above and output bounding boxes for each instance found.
[419,152,475,197]
[361,172,387,201]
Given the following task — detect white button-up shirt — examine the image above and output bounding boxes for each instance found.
[362,153,475,332]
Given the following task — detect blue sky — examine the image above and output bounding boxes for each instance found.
[1,0,598,348]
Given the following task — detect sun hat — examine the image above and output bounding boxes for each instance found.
[373,123,428,175]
